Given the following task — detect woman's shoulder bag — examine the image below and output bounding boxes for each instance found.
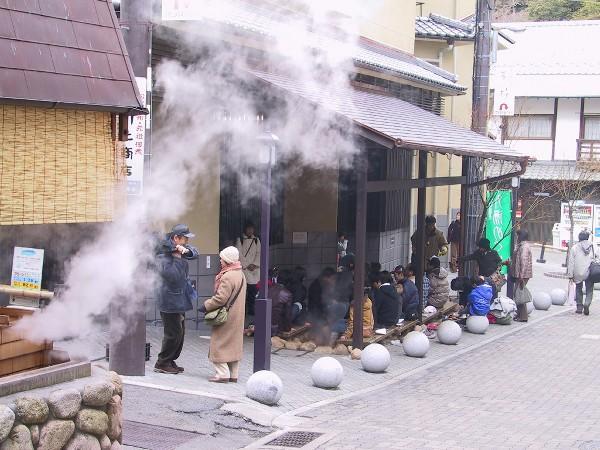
[204,279,245,327]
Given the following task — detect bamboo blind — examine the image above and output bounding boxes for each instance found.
[0,105,122,225]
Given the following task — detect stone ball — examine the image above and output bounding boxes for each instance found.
[437,320,462,345]
[550,288,567,306]
[360,343,390,373]
[527,302,534,314]
[402,331,430,357]
[466,315,489,334]
[246,371,283,406]
[533,292,552,310]
[310,357,344,389]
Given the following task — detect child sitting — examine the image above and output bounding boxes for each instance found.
[466,276,493,316]
[373,271,401,329]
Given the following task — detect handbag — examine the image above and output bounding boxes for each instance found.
[513,285,532,306]
[204,281,245,327]
[588,246,600,283]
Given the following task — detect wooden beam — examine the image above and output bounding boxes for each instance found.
[352,150,368,349]
[366,176,466,193]
[415,151,428,323]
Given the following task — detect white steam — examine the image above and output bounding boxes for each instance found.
[17,0,382,354]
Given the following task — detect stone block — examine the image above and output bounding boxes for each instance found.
[107,372,123,397]
[82,382,114,407]
[28,426,39,446]
[0,405,15,442]
[0,424,32,450]
[38,420,75,450]
[15,398,49,425]
[106,396,122,443]
[76,410,109,436]
[48,389,82,419]
[65,432,101,450]
[99,435,111,450]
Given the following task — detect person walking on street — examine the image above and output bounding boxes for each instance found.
[155,224,199,374]
[411,215,448,264]
[511,229,533,322]
[568,231,595,315]
[447,212,461,273]
[200,246,247,383]
[235,222,260,317]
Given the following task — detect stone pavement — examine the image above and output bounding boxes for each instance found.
[108,248,575,425]
[277,298,600,450]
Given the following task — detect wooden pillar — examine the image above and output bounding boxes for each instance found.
[459,156,469,277]
[352,150,368,349]
[415,151,428,323]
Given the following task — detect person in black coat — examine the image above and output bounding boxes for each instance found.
[372,271,401,329]
[155,224,199,375]
[461,238,504,277]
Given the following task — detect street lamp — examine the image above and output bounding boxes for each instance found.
[253,131,279,373]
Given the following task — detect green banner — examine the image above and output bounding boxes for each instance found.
[485,190,512,275]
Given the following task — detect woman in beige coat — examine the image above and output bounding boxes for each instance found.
[201,246,247,383]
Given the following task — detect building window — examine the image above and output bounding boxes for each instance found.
[506,115,553,139]
[584,116,600,140]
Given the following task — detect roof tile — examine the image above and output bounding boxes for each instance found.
[11,10,78,47]
[0,38,55,72]
[93,0,114,27]
[25,71,91,103]
[0,8,15,38]
[0,67,28,98]
[6,0,41,14]
[72,21,121,53]
[106,53,129,79]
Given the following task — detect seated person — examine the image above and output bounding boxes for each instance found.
[270,270,294,336]
[342,292,374,339]
[307,267,337,325]
[465,276,493,316]
[289,266,308,325]
[372,271,401,329]
[426,256,450,309]
[396,265,419,321]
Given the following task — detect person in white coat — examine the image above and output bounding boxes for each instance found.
[567,231,595,315]
[235,222,261,317]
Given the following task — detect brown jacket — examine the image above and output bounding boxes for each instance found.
[204,269,246,364]
[511,241,533,280]
[343,295,374,338]
[411,228,448,261]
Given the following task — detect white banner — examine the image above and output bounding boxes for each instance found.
[493,71,515,116]
[125,77,147,196]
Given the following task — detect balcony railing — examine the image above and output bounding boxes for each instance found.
[577,139,600,162]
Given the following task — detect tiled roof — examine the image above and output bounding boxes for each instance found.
[251,70,527,162]
[0,0,145,113]
[415,14,475,40]
[487,160,600,181]
[161,2,465,93]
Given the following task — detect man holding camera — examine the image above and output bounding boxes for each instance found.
[154,224,199,374]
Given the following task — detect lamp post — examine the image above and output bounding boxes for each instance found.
[253,132,279,373]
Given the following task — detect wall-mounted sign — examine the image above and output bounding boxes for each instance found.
[493,71,515,116]
[292,232,308,245]
[125,77,147,196]
[559,202,594,248]
[11,247,44,291]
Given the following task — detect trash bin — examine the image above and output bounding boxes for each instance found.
[552,223,560,248]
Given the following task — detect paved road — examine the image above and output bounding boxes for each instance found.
[292,308,600,449]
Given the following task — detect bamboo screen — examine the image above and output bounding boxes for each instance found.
[0,105,123,225]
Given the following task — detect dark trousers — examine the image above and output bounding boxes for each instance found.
[576,279,595,307]
[246,284,258,316]
[157,312,185,367]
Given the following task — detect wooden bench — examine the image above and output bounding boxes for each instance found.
[423,302,460,325]
[335,320,419,346]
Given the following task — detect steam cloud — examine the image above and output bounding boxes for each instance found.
[17,0,382,355]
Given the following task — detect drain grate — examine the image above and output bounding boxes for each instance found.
[123,420,199,450]
[266,431,324,448]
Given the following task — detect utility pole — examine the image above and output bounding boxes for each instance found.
[109,0,152,376]
[462,0,495,271]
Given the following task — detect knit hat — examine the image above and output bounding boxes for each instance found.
[219,246,239,264]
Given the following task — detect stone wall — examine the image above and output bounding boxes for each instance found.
[0,372,123,450]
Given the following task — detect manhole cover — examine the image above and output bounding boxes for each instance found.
[266,431,324,448]
[123,420,199,450]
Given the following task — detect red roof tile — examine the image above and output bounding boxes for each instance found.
[0,0,145,113]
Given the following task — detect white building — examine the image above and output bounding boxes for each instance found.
[490,20,600,162]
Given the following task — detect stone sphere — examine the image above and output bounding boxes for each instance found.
[310,357,344,389]
[360,343,391,373]
[533,292,552,310]
[402,331,430,357]
[466,315,489,334]
[246,370,283,406]
[551,288,567,306]
[437,320,462,345]
[527,302,534,314]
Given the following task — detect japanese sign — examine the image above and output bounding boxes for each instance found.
[559,202,594,248]
[11,247,44,291]
[485,190,512,275]
[125,77,147,196]
[492,71,515,116]
[162,0,203,20]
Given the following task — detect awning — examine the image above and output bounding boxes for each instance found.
[251,70,528,163]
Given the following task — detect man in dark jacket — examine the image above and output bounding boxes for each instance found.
[461,238,503,277]
[394,265,419,320]
[270,270,294,336]
[155,224,199,374]
[447,212,461,273]
[372,271,401,329]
